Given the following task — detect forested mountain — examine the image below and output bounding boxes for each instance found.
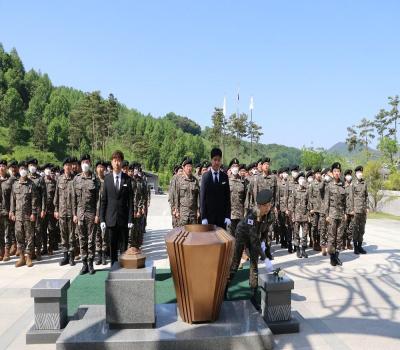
[0,44,303,186]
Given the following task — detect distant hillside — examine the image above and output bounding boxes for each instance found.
[327,142,380,157]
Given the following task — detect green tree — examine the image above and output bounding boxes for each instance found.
[0,87,24,126]
[377,136,398,167]
[210,107,228,161]
[364,160,384,211]
[388,95,399,141]
[47,115,69,157]
[373,109,390,140]
[300,147,325,169]
[32,119,48,150]
[227,112,248,156]
[357,118,375,159]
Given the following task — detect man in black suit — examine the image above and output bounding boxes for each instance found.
[200,148,231,229]
[100,150,133,265]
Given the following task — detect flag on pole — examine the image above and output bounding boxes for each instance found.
[222,96,226,116]
[249,96,254,111]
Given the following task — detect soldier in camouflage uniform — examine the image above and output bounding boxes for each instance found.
[0,160,10,261]
[95,161,108,265]
[324,162,346,266]
[246,157,277,260]
[41,163,58,255]
[73,154,100,275]
[228,189,273,310]
[343,169,354,250]
[290,172,310,258]
[308,168,325,253]
[228,158,246,237]
[168,165,182,228]
[54,157,76,266]
[286,164,300,252]
[349,165,368,255]
[276,167,293,253]
[174,157,200,226]
[4,160,19,257]
[10,162,39,267]
[27,158,46,261]
[129,162,145,249]
[305,170,314,248]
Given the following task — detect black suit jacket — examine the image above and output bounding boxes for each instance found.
[200,169,231,227]
[100,172,133,228]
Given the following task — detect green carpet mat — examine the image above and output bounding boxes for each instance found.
[67,265,257,316]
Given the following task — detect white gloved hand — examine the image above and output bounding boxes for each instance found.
[201,219,208,225]
[128,223,134,229]
[224,218,231,226]
[100,222,106,230]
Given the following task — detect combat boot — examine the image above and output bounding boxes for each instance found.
[346,240,353,250]
[102,252,107,265]
[329,253,337,266]
[69,251,75,266]
[296,246,302,258]
[0,247,4,261]
[265,245,274,260]
[26,254,33,267]
[250,288,261,312]
[353,241,359,255]
[59,252,69,266]
[358,242,367,254]
[9,243,17,256]
[15,251,26,267]
[88,259,95,275]
[48,247,53,256]
[95,251,102,265]
[74,246,81,260]
[35,249,41,261]
[301,246,308,258]
[2,247,10,262]
[15,247,21,256]
[335,252,342,266]
[287,243,293,254]
[80,259,88,275]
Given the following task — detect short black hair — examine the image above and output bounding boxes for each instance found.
[111,150,124,161]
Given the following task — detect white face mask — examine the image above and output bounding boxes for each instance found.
[251,169,258,175]
[44,169,51,176]
[298,178,306,187]
[324,175,332,183]
[231,167,239,175]
[307,177,313,183]
[345,175,352,182]
[19,169,28,178]
[291,171,298,179]
[282,172,288,179]
[356,172,363,180]
[81,163,91,173]
[29,165,37,174]
[133,169,139,176]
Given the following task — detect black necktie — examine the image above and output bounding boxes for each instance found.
[214,172,218,184]
[115,175,120,192]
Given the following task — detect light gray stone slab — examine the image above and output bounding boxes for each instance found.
[26,324,63,344]
[56,301,274,350]
[31,279,70,298]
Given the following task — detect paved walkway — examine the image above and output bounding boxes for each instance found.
[0,194,399,349]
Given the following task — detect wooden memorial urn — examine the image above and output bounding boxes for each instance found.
[165,224,235,324]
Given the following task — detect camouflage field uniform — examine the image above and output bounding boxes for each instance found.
[229,208,272,288]
[344,181,354,248]
[229,174,246,237]
[42,176,58,251]
[54,174,75,253]
[95,177,108,255]
[290,184,310,247]
[130,175,145,249]
[175,174,200,226]
[1,175,17,250]
[349,178,368,243]
[324,180,346,254]
[168,175,179,228]
[28,173,46,252]
[73,172,100,260]
[0,175,10,252]
[276,177,291,246]
[309,179,326,247]
[10,178,39,254]
[247,172,277,243]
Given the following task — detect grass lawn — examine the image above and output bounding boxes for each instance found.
[368,211,400,221]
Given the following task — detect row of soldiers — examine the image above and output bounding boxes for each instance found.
[168,156,369,267]
[0,156,151,273]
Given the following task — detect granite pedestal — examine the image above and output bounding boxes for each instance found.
[56,300,274,350]
[259,272,300,334]
[26,279,70,344]
[106,261,156,329]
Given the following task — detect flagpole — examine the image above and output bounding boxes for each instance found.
[250,96,254,162]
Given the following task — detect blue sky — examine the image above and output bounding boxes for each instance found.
[1,0,399,149]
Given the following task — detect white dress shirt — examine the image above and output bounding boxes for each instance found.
[113,171,122,190]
